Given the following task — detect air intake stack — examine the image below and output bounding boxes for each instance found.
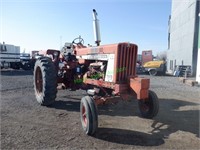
[92,9,101,46]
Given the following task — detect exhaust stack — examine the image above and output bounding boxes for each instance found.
[92,9,101,46]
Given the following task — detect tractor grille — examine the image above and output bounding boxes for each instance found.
[116,43,137,82]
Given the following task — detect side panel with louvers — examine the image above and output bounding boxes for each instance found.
[115,43,138,83]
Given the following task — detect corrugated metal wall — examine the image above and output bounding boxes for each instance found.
[167,0,198,75]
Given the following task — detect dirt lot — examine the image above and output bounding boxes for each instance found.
[1,69,200,149]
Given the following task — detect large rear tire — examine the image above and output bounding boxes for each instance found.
[80,96,98,135]
[138,90,159,119]
[33,57,57,106]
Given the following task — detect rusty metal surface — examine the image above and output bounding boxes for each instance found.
[75,43,117,56]
[76,42,138,83]
[130,77,150,100]
[115,43,137,83]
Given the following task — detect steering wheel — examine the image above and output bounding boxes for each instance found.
[72,36,84,45]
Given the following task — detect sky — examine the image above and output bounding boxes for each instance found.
[1,0,171,55]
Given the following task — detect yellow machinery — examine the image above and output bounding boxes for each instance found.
[143,60,166,76]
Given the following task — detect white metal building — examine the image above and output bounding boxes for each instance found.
[196,13,200,83]
[167,0,199,77]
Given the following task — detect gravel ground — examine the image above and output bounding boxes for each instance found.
[1,69,200,149]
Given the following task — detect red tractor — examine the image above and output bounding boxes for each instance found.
[33,9,159,135]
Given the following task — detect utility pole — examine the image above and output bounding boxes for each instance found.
[60,36,62,50]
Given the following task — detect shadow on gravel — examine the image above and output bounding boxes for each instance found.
[137,72,173,77]
[0,70,33,76]
[98,100,138,117]
[97,98,200,140]
[151,98,200,138]
[95,127,164,146]
[61,95,82,101]
[48,100,80,112]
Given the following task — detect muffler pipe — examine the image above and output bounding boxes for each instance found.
[92,9,101,46]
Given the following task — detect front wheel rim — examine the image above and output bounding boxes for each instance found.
[82,105,87,127]
[35,67,43,94]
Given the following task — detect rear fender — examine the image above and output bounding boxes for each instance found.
[38,49,60,61]
[38,49,60,69]
[46,49,60,62]
[147,68,156,72]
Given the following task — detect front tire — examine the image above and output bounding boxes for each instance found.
[80,96,98,135]
[149,69,157,76]
[33,57,57,106]
[138,90,159,119]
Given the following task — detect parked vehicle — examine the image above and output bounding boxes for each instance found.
[33,9,159,135]
[0,42,21,69]
[142,60,166,76]
[20,53,32,70]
